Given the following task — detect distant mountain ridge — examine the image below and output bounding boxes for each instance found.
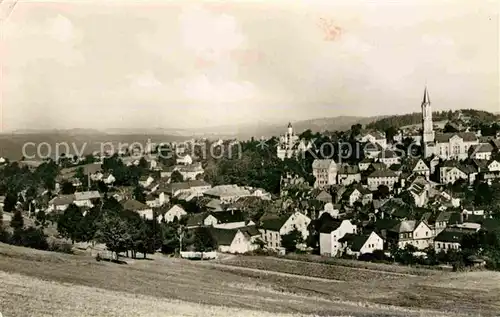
[7,115,386,139]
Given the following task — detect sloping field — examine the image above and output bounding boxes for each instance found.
[0,243,498,317]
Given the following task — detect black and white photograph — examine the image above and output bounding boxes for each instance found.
[0,0,499,316]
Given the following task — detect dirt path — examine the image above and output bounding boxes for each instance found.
[264,256,421,277]
[196,260,344,283]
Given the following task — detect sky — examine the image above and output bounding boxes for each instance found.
[1,0,499,131]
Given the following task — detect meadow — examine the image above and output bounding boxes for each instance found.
[0,243,499,317]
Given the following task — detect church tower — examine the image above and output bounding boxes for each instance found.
[421,87,434,144]
[287,122,293,136]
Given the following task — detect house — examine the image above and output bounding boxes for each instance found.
[103,173,116,185]
[358,158,373,171]
[468,143,493,160]
[163,205,188,223]
[177,162,204,180]
[176,154,193,165]
[337,164,361,186]
[259,212,311,249]
[439,161,478,184]
[204,210,252,229]
[433,211,456,235]
[408,183,427,207]
[409,159,430,179]
[388,220,433,250]
[339,231,384,257]
[74,191,101,208]
[312,159,338,188]
[356,131,387,149]
[377,150,400,167]
[318,202,341,219]
[47,194,75,213]
[139,175,155,188]
[364,142,384,158]
[367,169,399,191]
[121,199,155,221]
[434,228,468,252]
[432,132,479,160]
[310,189,332,204]
[207,227,261,254]
[159,180,212,197]
[203,185,251,204]
[342,185,372,207]
[319,215,357,257]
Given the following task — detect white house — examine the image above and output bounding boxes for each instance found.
[337,164,361,186]
[319,217,357,257]
[340,231,384,257]
[439,162,477,184]
[74,191,101,208]
[356,131,387,149]
[259,212,311,249]
[390,220,433,250]
[163,205,188,223]
[176,154,193,165]
[410,159,430,179]
[342,185,372,207]
[204,185,251,204]
[312,159,337,188]
[434,228,468,252]
[47,194,75,213]
[367,170,399,191]
[209,227,261,254]
[469,143,493,160]
[121,199,155,221]
[377,150,400,167]
[139,175,155,188]
[203,210,252,229]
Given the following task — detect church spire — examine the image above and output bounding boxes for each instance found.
[422,86,430,105]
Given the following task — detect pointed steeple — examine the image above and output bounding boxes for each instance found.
[422,86,430,104]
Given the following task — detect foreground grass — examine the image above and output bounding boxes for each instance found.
[0,243,498,317]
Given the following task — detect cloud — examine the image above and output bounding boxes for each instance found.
[179,5,246,58]
[129,71,163,89]
[180,75,256,103]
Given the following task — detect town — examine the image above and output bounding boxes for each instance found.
[1,88,500,272]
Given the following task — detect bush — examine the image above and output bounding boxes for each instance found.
[19,227,49,250]
[48,240,73,254]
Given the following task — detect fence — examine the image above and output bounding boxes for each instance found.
[180,251,218,260]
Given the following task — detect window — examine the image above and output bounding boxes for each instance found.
[426,231,429,237]
[437,243,441,248]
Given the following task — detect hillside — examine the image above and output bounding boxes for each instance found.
[367,109,499,131]
[0,115,384,160]
[1,243,499,317]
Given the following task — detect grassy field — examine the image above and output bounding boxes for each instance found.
[0,243,499,317]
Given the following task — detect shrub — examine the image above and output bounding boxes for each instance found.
[19,227,49,250]
[48,240,73,254]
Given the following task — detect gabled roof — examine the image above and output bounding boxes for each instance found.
[239,225,261,237]
[312,159,336,169]
[470,143,493,153]
[121,199,149,211]
[339,233,376,252]
[435,211,453,223]
[378,149,397,159]
[368,169,398,178]
[338,164,360,175]
[210,210,246,224]
[207,227,239,246]
[434,229,468,243]
[364,142,384,152]
[390,220,417,233]
[317,213,345,233]
[74,191,101,201]
[204,185,251,198]
[435,132,478,143]
[49,194,75,206]
[260,216,289,231]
